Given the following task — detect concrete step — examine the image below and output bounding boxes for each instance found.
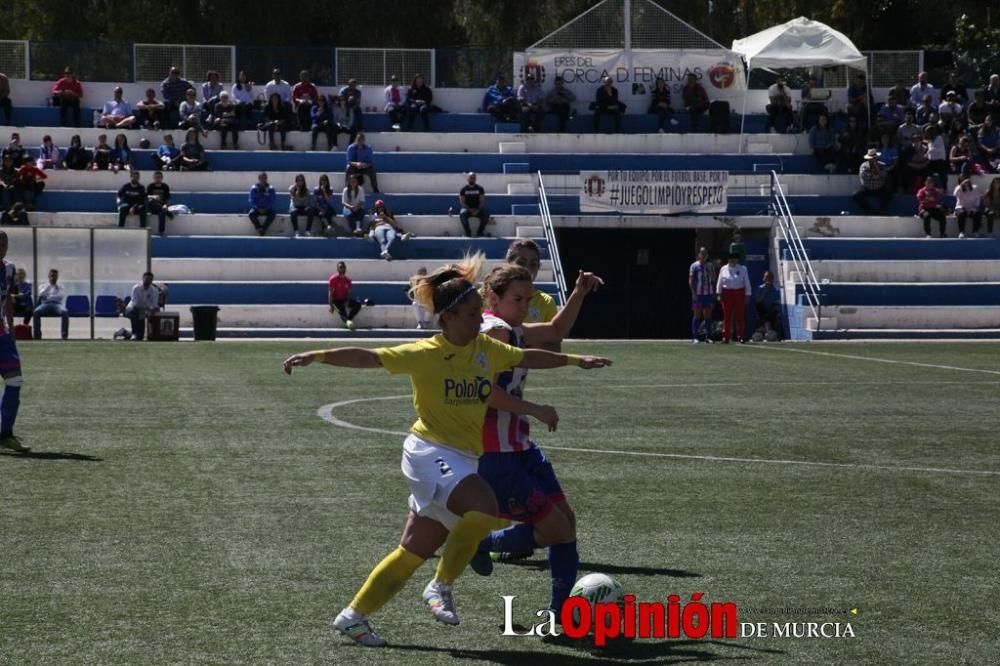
[809,259,1000,283]
[178,304,423,329]
[817,305,1000,329]
[517,226,545,238]
[498,142,526,154]
[810,328,1000,340]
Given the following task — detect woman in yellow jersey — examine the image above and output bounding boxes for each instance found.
[282,254,611,647]
[505,239,558,324]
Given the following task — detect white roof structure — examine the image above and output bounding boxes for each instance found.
[731,17,866,70]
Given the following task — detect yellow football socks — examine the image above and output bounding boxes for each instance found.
[350,546,425,615]
[435,510,497,585]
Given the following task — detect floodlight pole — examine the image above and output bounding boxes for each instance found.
[623,0,631,51]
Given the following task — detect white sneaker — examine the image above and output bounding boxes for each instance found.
[669,118,679,126]
[302,230,311,237]
[391,123,401,131]
[380,250,392,261]
[401,232,413,241]
[958,232,966,239]
[422,579,459,625]
[333,608,387,647]
[925,234,932,239]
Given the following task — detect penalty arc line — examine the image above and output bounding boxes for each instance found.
[316,393,1000,478]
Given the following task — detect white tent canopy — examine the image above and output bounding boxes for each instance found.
[731,17,866,70]
[731,17,868,149]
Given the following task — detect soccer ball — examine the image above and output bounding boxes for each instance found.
[764,330,779,342]
[570,573,625,606]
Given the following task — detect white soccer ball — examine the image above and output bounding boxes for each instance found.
[764,330,779,342]
[570,573,625,606]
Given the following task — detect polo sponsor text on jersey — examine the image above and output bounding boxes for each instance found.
[444,376,492,405]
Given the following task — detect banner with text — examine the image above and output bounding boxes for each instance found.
[580,170,729,214]
[513,49,746,112]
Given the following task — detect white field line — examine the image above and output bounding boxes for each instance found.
[746,344,1000,376]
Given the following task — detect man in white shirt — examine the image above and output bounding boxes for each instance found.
[100,86,136,128]
[265,69,292,106]
[715,253,752,343]
[125,271,161,341]
[765,77,793,133]
[32,269,69,340]
[909,71,938,109]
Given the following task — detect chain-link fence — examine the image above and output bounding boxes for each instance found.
[236,46,336,86]
[0,41,29,80]
[335,48,433,87]
[29,41,132,82]
[133,44,234,82]
[435,48,514,88]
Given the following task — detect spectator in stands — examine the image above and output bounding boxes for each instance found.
[938,91,964,130]
[716,252,751,344]
[248,172,277,236]
[953,175,984,238]
[331,95,358,145]
[51,67,83,128]
[458,171,489,237]
[110,133,132,172]
[369,199,412,260]
[648,77,674,133]
[1,202,28,226]
[312,174,339,235]
[925,124,948,190]
[341,173,367,235]
[876,132,899,189]
[888,79,912,111]
[201,70,223,117]
[949,135,974,178]
[178,88,208,137]
[292,70,319,132]
[125,271,160,341]
[384,75,405,130]
[910,71,937,109]
[99,86,135,129]
[681,73,709,131]
[517,73,545,133]
[214,91,239,149]
[754,270,781,341]
[483,75,518,123]
[940,71,968,107]
[153,134,181,171]
[0,155,15,208]
[0,72,10,125]
[409,266,433,329]
[915,94,936,127]
[345,132,380,193]
[288,174,315,237]
[14,156,46,210]
[339,78,364,131]
[896,110,921,146]
[231,71,255,130]
[262,93,291,150]
[63,135,89,171]
[945,116,967,151]
[987,74,1000,116]
[916,175,947,238]
[967,89,990,132]
[847,73,872,128]
[36,135,62,170]
[898,132,930,193]
[984,177,1000,237]
[765,76,793,134]
[976,114,999,172]
[116,169,147,228]
[688,246,716,343]
[11,268,32,323]
[405,74,433,131]
[265,69,292,108]
[32,269,69,340]
[2,133,25,166]
[160,67,195,128]
[808,113,838,173]
[854,149,893,214]
[146,170,172,235]
[135,88,165,130]
[179,130,208,171]
[592,76,624,133]
[328,261,361,330]
[310,95,336,151]
[800,75,829,130]
[545,75,576,133]
[876,94,905,137]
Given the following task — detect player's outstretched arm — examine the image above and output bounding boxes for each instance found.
[488,385,559,431]
[524,270,604,346]
[283,347,382,374]
[517,349,611,370]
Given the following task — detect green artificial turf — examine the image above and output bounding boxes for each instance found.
[1,340,998,665]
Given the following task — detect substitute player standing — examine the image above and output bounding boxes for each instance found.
[689,246,717,343]
[469,264,604,617]
[0,231,27,452]
[282,254,611,647]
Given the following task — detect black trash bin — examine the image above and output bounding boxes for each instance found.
[190,305,220,341]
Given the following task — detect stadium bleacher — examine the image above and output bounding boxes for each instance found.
[4,79,999,340]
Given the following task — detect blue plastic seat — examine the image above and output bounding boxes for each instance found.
[94,295,120,317]
[65,295,91,317]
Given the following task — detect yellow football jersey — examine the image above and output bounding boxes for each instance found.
[526,289,558,324]
[376,333,525,455]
